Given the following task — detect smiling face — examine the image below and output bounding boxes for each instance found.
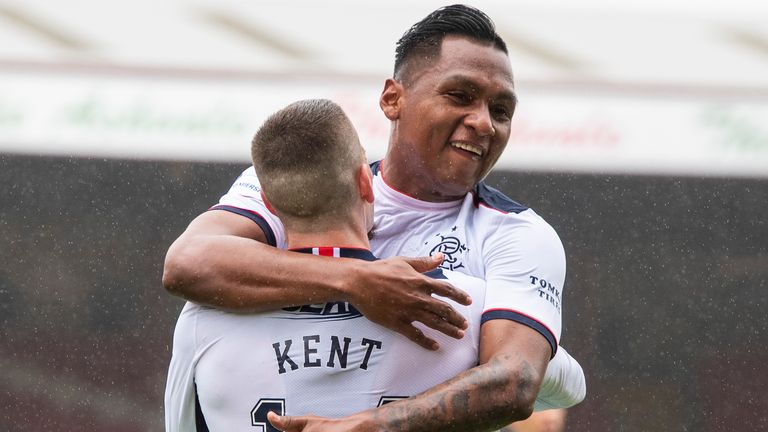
[381,36,516,202]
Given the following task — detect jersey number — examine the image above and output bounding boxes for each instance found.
[251,395,404,429]
[378,396,406,406]
[250,398,285,432]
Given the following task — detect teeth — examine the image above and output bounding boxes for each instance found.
[451,142,483,157]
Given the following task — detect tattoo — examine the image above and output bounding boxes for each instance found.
[516,360,537,407]
[370,354,539,432]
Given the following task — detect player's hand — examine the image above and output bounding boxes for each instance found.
[267,411,363,432]
[342,252,472,351]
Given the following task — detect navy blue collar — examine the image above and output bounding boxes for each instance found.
[291,246,446,279]
[291,247,377,262]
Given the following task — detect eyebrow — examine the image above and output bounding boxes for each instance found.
[442,74,518,106]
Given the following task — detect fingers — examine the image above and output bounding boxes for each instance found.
[416,312,466,340]
[397,303,469,350]
[413,298,467,338]
[420,293,469,331]
[267,411,287,430]
[430,280,472,306]
[402,253,443,273]
[268,411,307,431]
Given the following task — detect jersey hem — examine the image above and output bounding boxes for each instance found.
[481,308,558,358]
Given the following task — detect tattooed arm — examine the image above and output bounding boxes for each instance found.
[268,320,551,432]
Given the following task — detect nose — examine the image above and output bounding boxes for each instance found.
[464,105,495,137]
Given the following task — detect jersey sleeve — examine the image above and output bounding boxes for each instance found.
[481,212,565,358]
[210,167,287,249]
[164,303,203,432]
[534,346,586,411]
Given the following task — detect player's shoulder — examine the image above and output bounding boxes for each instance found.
[226,166,262,194]
[241,165,257,176]
[472,181,529,215]
[234,165,259,183]
[472,182,552,227]
[471,182,562,244]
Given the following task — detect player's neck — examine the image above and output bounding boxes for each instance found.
[285,223,371,251]
[381,154,467,203]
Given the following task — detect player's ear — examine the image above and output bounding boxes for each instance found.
[357,163,374,204]
[380,78,403,121]
[260,190,278,215]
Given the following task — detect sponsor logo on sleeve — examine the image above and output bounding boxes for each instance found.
[530,275,561,313]
[234,181,261,193]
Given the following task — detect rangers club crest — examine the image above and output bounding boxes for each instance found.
[425,226,468,271]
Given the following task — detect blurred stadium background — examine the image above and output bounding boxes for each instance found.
[1,0,766,430]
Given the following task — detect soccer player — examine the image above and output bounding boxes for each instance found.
[165,98,580,431]
[165,98,490,430]
[164,4,584,430]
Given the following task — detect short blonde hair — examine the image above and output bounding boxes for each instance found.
[251,99,363,228]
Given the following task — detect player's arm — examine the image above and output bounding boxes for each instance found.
[163,208,354,312]
[535,346,586,411]
[268,320,551,432]
[162,209,471,349]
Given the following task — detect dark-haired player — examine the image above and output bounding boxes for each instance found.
[164,5,584,431]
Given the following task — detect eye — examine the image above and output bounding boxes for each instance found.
[446,91,471,104]
[491,104,512,122]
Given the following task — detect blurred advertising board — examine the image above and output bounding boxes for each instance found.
[1,72,766,178]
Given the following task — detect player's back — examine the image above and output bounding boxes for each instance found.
[179,251,485,431]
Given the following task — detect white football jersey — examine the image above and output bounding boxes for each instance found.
[165,247,485,432]
[165,162,582,431]
[214,162,564,354]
